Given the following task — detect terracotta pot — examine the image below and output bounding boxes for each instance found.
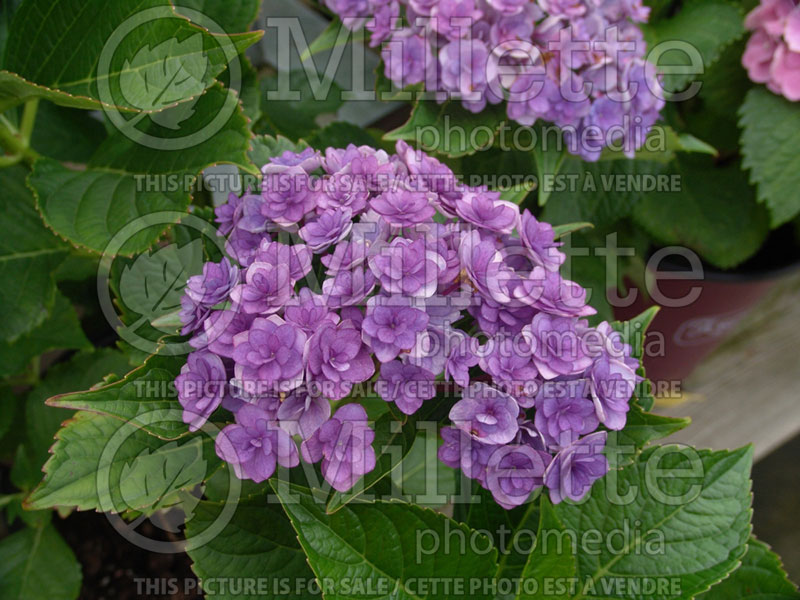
[613,231,800,382]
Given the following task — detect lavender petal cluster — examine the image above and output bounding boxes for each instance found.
[325,0,665,160]
[177,142,641,503]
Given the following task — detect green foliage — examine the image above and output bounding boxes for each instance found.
[698,538,800,599]
[740,87,800,226]
[643,0,744,93]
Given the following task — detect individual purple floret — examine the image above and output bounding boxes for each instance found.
[190,309,254,359]
[534,379,599,448]
[376,360,436,415]
[175,350,228,431]
[449,383,520,445]
[369,236,446,298]
[485,444,551,509]
[306,320,375,400]
[299,207,353,253]
[544,431,609,504]
[276,386,332,440]
[185,258,240,307]
[215,400,300,483]
[589,354,637,430]
[455,190,520,235]
[261,166,315,226]
[370,188,436,227]
[232,315,307,394]
[284,287,339,334]
[301,403,377,492]
[524,313,594,379]
[519,209,565,272]
[230,262,292,315]
[361,296,430,362]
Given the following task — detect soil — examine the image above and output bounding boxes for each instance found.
[54,510,202,600]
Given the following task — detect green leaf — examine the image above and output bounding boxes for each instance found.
[553,222,594,239]
[305,121,384,151]
[385,100,507,158]
[47,344,189,440]
[0,523,81,600]
[541,158,667,230]
[174,0,261,33]
[29,157,190,255]
[631,154,769,269]
[89,84,256,175]
[29,102,108,163]
[533,129,567,206]
[0,291,91,378]
[516,496,577,600]
[186,493,316,599]
[0,0,261,111]
[260,70,344,140]
[274,482,500,600]
[326,405,418,513]
[26,411,217,512]
[739,87,800,227]
[553,445,753,600]
[643,0,744,93]
[0,165,67,342]
[299,18,366,63]
[117,237,205,331]
[606,403,691,469]
[697,538,800,599]
[248,134,310,171]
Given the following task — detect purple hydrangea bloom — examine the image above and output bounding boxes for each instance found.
[230,262,292,315]
[362,296,430,362]
[431,0,483,40]
[376,360,436,415]
[467,294,537,337]
[261,166,315,227]
[299,207,353,253]
[382,31,433,87]
[306,320,375,400]
[179,295,210,335]
[370,188,436,227]
[515,267,596,317]
[215,400,300,483]
[445,332,480,387]
[185,258,239,307]
[232,315,307,394]
[459,230,514,304]
[366,1,401,46]
[524,313,594,379]
[439,38,498,112]
[276,386,331,440]
[314,172,370,215]
[485,444,551,508]
[544,431,609,504]
[175,351,228,431]
[252,240,312,283]
[449,383,520,444]
[301,403,377,492]
[455,190,520,234]
[534,379,599,448]
[589,354,636,430]
[190,309,254,359]
[322,266,377,308]
[215,191,245,235]
[284,287,340,334]
[479,336,539,399]
[262,147,321,175]
[369,236,446,298]
[519,209,565,271]
[438,426,494,484]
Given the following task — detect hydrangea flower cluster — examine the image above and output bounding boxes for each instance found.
[324,0,664,160]
[176,142,641,506]
[743,0,800,101]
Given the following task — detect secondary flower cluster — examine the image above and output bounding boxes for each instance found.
[176,142,640,507]
[325,0,664,160]
[743,0,800,100]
